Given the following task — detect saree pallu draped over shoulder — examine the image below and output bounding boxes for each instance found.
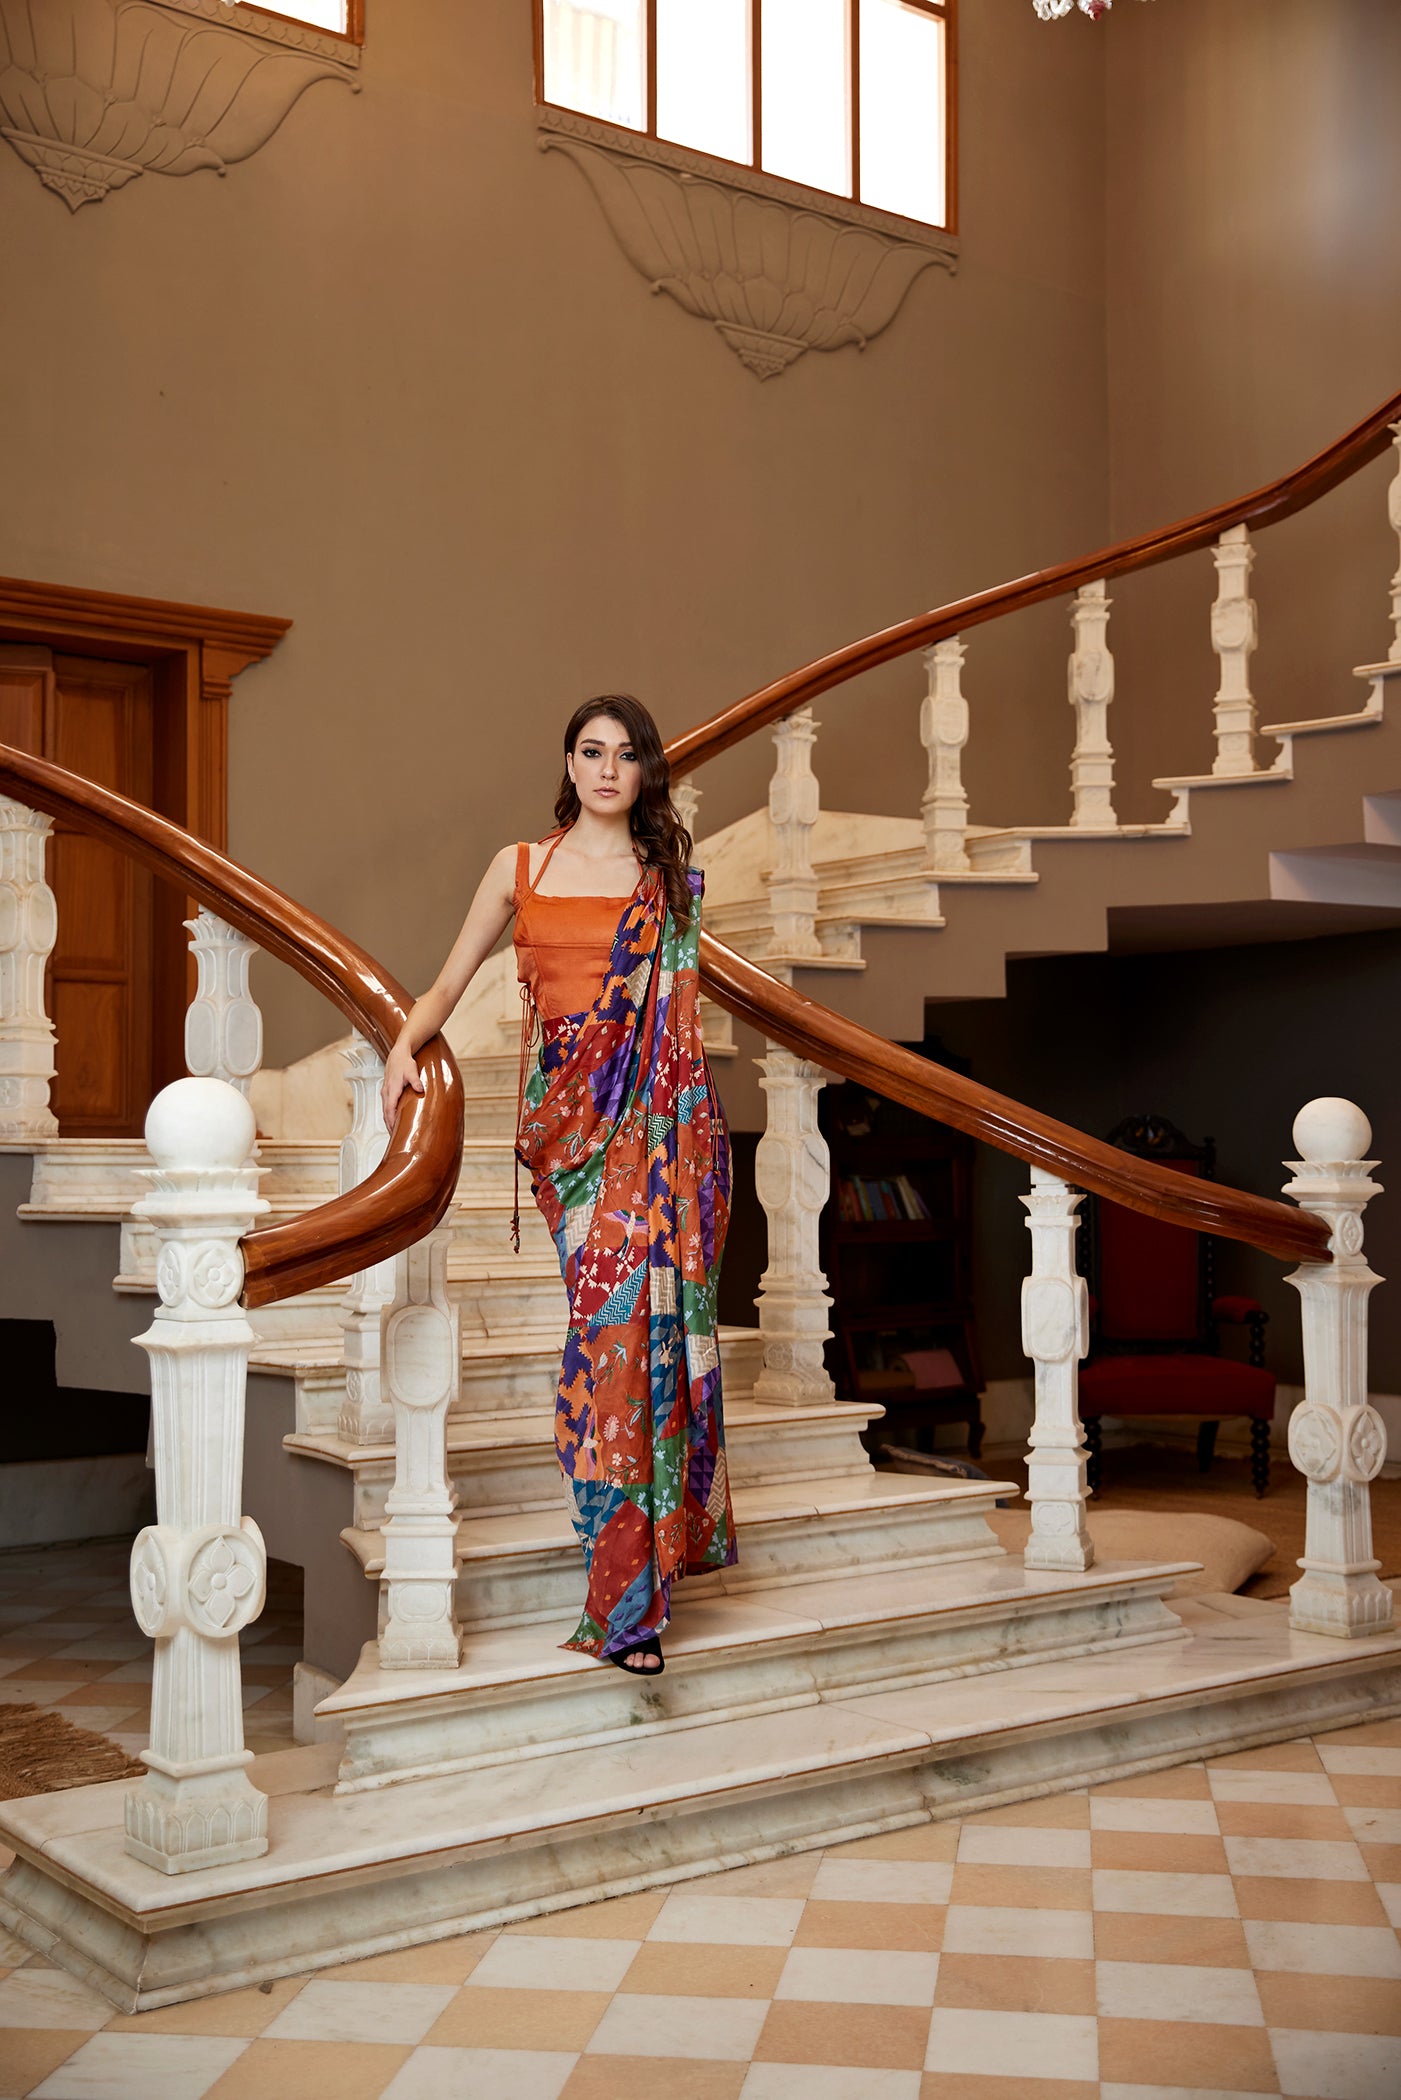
[515,862,737,1657]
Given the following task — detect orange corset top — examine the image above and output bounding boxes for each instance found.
[512,836,635,1022]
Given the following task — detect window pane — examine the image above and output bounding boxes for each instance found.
[761,0,851,197]
[657,0,752,165]
[542,0,646,133]
[859,0,946,226]
[242,0,347,26]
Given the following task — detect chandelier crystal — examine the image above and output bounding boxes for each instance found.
[1034,0,1135,18]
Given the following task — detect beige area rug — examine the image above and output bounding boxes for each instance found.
[0,1701,143,1802]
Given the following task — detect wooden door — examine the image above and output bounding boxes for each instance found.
[0,645,157,1136]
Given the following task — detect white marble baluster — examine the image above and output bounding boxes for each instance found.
[184,909,263,1096]
[920,638,971,871]
[338,1031,396,1444]
[1210,524,1259,776]
[751,1048,835,1406]
[767,707,822,958]
[379,1230,463,1668]
[1068,582,1118,829]
[1283,1098,1393,1638]
[672,777,703,869]
[125,1078,270,1873]
[1020,1168,1094,1572]
[1388,420,1401,664]
[0,796,58,1142]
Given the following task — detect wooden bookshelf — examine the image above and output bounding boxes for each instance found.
[819,1044,984,1457]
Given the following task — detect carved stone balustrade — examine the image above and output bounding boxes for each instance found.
[0,794,57,1142]
[378,1231,464,1669]
[1284,1098,1393,1639]
[921,639,972,872]
[766,708,823,960]
[184,908,263,1097]
[1068,582,1117,829]
[338,1031,397,1444]
[751,1049,835,1407]
[125,1078,270,1873]
[1210,525,1260,776]
[1020,1168,1094,1573]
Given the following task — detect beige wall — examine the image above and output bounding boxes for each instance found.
[2,0,1109,1064]
[1103,0,1401,817]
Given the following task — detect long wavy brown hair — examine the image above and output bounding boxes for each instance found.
[554,695,694,924]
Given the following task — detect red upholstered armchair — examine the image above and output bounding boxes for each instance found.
[1080,1115,1275,1497]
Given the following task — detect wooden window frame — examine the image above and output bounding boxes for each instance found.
[534,0,958,240]
[230,0,365,46]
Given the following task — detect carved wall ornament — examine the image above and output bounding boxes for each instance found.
[0,0,359,213]
[539,116,955,380]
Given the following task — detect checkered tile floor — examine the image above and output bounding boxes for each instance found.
[1,1546,1400,2098]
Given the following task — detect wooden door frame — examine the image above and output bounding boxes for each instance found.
[0,575,290,1100]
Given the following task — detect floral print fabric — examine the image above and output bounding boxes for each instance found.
[516,865,736,1656]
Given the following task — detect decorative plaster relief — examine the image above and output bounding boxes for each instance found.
[539,114,955,379]
[0,0,358,212]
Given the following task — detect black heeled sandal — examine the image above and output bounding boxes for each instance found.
[606,1636,664,1676]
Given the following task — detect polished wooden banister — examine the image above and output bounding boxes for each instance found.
[0,744,464,1308]
[668,387,1401,776]
[699,931,1330,1266]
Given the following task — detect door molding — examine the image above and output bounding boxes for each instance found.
[0,576,289,851]
[0,576,290,1111]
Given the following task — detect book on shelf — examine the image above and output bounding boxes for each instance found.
[835,1174,931,1224]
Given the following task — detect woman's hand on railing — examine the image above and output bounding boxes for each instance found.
[381,1037,425,1135]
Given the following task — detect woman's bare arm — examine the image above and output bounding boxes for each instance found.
[380,844,517,1131]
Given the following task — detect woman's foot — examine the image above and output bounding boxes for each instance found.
[607,1636,664,1675]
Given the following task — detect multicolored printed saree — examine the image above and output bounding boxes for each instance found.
[516,863,737,1657]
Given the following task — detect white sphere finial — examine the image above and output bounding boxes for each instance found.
[1293,1097,1372,1164]
[145,1077,256,1172]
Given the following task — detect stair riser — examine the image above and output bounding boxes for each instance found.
[444,1500,1006,1630]
[462,1098,521,1138]
[10,1653,1399,2011]
[337,1581,1186,1789]
[457,1275,568,1337]
[452,1333,764,1419]
[292,1334,764,1436]
[348,1417,877,1528]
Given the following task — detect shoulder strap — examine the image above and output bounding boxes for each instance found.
[523,828,569,903]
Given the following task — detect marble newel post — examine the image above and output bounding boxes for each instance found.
[338,1032,396,1444]
[126,1079,270,1873]
[1020,1168,1094,1573]
[378,1231,463,1669]
[0,796,58,1142]
[1284,1098,1393,1639]
[751,1049,835,1407]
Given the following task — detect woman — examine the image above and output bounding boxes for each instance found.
[381,696,735,1676]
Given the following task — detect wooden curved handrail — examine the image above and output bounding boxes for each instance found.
[0,744,464,1308]
[698,933,1330,1265]
[669,387,1401,775]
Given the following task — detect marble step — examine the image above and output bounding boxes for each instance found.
[8,1596,1400,2011]
[344,1470,1017,1630]
[253,1323,764,1437]
[322,1549,1193,1791]
[286,1396,885,1526]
